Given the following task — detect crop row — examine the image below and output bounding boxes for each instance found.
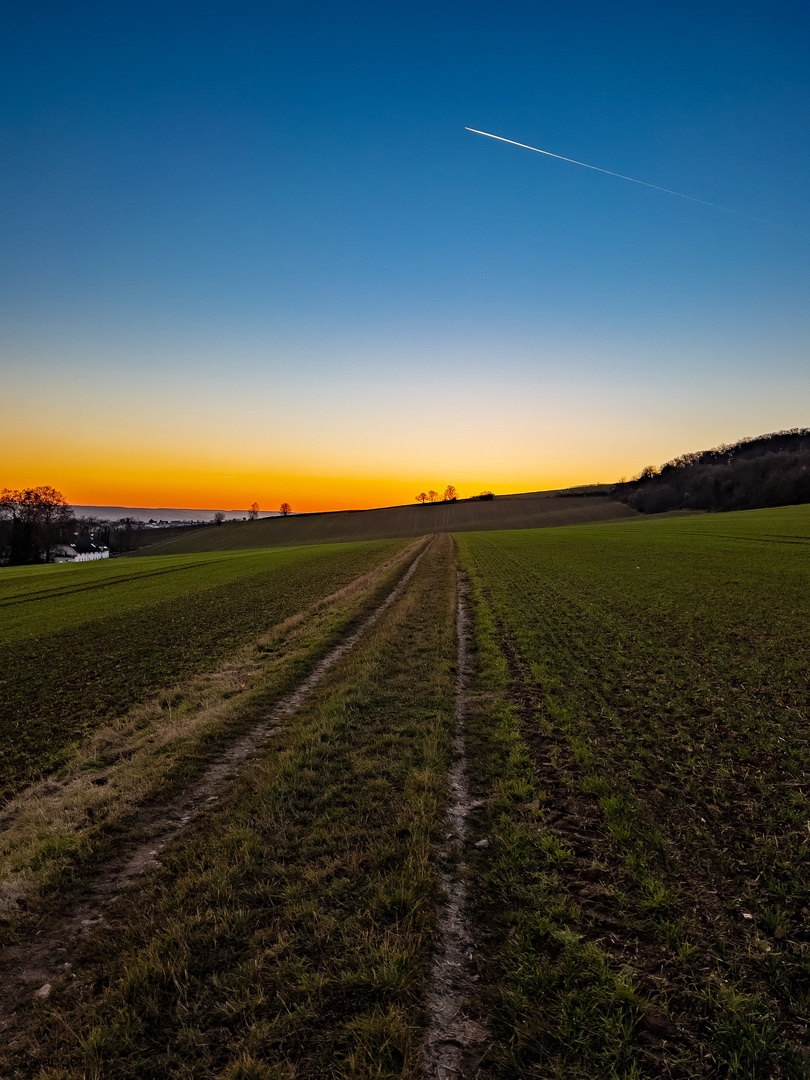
[458,505,810,1078]
[0,540,407,797]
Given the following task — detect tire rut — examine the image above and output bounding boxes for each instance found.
[0,537,434,1034]
[420,570,489,1079]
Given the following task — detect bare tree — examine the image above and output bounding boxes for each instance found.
[0,486,74,563]
[279,502,292,516]
[213,511,226,525]
[248,502,259,520]
[427,490,438,504]
[443,484,458,502]
[415,492,427,504]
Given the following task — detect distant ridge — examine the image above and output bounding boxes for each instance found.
[71,487,612,524]
[135,493,638,555]
[73,506,280,522]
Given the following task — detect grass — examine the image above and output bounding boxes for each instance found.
[0,538,428,941]
[6,535,459,1079]
[0,539,408,797]
[3,503,810,1077]
[458,504,810,1078]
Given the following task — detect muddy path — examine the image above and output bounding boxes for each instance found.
[0,538,434,1035]
[420,570,489,1079]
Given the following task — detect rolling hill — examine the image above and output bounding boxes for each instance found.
[136,492,638,554]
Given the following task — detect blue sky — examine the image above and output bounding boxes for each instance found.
[2,0,808,509]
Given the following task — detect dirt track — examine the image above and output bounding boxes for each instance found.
[0,541,438,1038]
[420,571,488,1078]
[0,536,489,1079]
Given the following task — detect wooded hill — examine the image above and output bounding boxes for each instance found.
[613,428,810,514]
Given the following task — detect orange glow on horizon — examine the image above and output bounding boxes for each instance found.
[0,464,610,514]
[7,350,776,515]
[0,382,664,514]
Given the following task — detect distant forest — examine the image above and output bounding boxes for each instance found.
[613,429,810,514]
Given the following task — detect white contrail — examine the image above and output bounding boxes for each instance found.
[465,126,782,228]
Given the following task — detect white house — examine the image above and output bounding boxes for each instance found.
[51,543,110,563]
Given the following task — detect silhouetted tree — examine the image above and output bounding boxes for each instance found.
[443,484,458,502]
[213,512,226,525]
[115,517,143,552]
[279,502,292,516]
[0,486,74,563]
[613,429,810,514]
[416,492,427,504]
[249,502,259,520]
[428,490,438,504]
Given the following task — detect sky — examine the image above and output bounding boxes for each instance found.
[2,0,808,512]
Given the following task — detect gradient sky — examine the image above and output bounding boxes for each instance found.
[2,0,808,511]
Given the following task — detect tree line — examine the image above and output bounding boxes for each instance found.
[414,487,494,504]
[0,486,74,564]
[0,487,164,563]
[612,429,810,514]
[1,488,299,563]
[212,502,291,525]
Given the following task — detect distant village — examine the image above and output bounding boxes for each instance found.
[0,486,270,565]
[50,519,206,562]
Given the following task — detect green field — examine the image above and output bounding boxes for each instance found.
[457,504,810,1077]
[2,535,459,1079]
[0,539,408,796]
[2,505,809,1078]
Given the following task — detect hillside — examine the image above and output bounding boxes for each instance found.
[614,428,810,514]
[136,492,637,554]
